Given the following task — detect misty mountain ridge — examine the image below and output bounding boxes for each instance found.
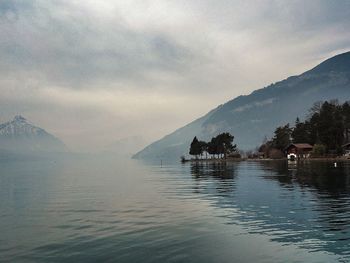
[134,51,350,160]
[0,115,67,153]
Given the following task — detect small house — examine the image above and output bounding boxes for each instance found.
[285,143,313,160]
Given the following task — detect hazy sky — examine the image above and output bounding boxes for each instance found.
[1,0,350,151]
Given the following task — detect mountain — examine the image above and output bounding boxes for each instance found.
[134,51,350,160]
[0,115,67,153]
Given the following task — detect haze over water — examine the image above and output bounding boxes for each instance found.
[1,157,350,262]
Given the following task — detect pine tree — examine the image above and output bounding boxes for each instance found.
[198,141,208,159]
[209,132,237,159]
[342,102,350,143]
[189,136,202,159]
[272,124,292,150]
[292,117,310,143]
[207,140,217,158]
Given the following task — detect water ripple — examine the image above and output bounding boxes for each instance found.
[1,158,350,262]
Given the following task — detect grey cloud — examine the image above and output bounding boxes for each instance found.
[1,0,350,151]
[186,0,350,31]
[0,1,194,88]
[2,0,350,91]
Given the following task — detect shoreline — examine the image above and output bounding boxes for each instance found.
[182,157,350,163]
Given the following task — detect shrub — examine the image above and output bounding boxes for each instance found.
[269,148,284,159]
[311,144,326,157]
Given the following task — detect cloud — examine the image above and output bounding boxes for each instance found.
[1,0,350,151]
[0,0,195,88]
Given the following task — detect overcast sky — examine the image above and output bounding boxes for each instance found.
[1,0,350,151]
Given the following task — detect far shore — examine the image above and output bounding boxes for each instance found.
[182,156,350,163]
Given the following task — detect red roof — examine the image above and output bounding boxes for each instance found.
[293,143,313,148]
[286,143,313,150]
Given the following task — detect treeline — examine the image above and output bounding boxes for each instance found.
[258,100,350,158]
[189,132,237,159]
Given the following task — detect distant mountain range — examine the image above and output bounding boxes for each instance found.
[134,51,350,160]
[0,115,67,154]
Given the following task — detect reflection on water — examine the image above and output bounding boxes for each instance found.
[0,157,350,262]
[189,160,350,259]
[261,161,350,254]
[191,161,236,180]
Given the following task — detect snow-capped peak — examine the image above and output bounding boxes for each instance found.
[0,115,68,152]
[0,115,42,136]
[13,115,27,122]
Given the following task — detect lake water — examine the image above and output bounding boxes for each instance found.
[1,156,350,262]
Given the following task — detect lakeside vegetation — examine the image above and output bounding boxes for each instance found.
[187,132,238,160]
[254,100,350,159]
[184,100,350,162]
